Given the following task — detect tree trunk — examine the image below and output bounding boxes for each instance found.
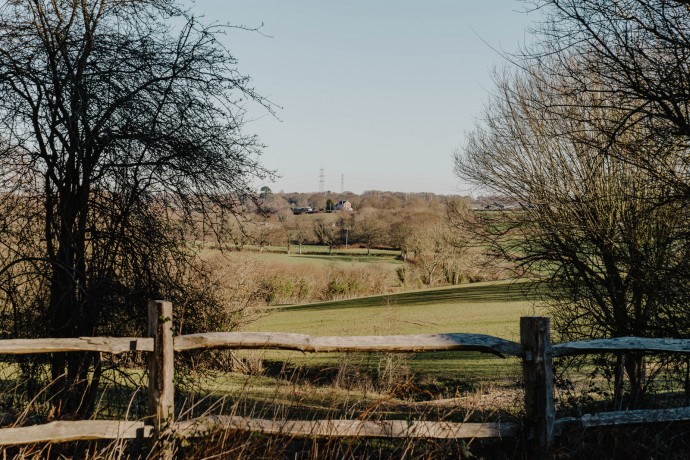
[48,186,100,418]
[624,352,646,408]
[684,358,690,405]
[613,354,625,411]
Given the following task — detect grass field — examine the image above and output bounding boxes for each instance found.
[233,244,401,257]
[249,250,403,269]
[253,279,539,337]
[246,280,546,384]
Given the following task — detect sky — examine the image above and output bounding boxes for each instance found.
[186,1,539,196]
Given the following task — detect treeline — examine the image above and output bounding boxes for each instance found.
[270,190,454,214]
[188,191,509,289]
[258,190,464,251]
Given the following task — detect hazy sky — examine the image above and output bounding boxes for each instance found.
[187,1,538,195]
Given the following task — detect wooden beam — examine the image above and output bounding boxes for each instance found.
[0,421,151,445]
[148,300,174,460]
[174,332,523,357]
[174,415,519,439]
[554,337,690,357]
[0,337,153,354]
[555,406,690,433]
[0,416,519,446]
[521,317,555,460]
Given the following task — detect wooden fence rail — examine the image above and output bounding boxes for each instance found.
[1,302,690,459]
[0,418,519,446]
[553,337,690,356]
[173,331,524,356]
[174,416,520,439]
[0,337,153,354]
[0,421,151,446]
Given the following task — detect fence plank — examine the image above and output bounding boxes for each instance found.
[148,300,174,460]
[175,415,519,439]
[0,416,519,446]
[0,337,153,354]
[555,406,690,433]
[554,337,690,357]
[521,317,555,460]
[0,421,151,445]
[174,332,523,357]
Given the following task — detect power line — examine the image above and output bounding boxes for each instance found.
[319,167,325,195]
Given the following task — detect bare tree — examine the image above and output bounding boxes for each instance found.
[456,70,690,406]
[352,208,386,255]
[442,199,476,285]
[526,0,690,196]
[0,0,272,416]
[276,209,296,254]
[313,217,338,254]
[404,217,446,286]
[291,216,311,255]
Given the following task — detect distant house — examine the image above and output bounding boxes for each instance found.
[334,200,353,212]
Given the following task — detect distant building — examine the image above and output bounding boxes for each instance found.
[334,200,353,212]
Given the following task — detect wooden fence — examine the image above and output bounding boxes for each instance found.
[2,300,690,459]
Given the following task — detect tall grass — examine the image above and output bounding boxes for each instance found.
[4,350,690,458]
[0,357,523,459]
[202,252,398,307]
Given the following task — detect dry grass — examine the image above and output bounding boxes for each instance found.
[3,351,690,459]
[198,251,399,308]
[0,362,523,459]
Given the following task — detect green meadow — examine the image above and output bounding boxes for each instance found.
[249,249,403,269]
[247,280,546,383]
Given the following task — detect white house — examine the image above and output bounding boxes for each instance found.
[333,200,353,212]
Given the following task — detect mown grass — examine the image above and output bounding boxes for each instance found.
[236,244,401,257]
[247,280,545,382]
[250,251,403,270]
[255,280,539,337]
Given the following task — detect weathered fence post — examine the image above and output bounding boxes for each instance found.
[520,316,554,460]
[148,300,174,459]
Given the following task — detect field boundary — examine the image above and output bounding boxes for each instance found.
[2,301,690,459]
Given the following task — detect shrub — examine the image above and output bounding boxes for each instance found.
[199,252,396,307]
[395,266,407,285]
[258,275,295,305]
